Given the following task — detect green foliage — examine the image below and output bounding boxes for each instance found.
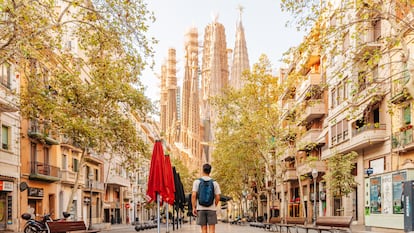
[211,55,294,199]
[8,0,156,169]
[323,151,358,197]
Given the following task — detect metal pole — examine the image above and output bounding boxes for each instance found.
[166,204,169,233]
[157,193,160,233]
[313,177,316,225]
[89,180,93,229]
[312,169,318,226]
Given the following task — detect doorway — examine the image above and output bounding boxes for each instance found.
[49,194,56,219]
[0,192,6,230]
[333,197,343,216]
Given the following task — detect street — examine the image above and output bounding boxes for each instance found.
[106,222,265,233]
[105,222,404,233]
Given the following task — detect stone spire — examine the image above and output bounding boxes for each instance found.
[230,5,250,89]
[188,32,201,164]
[181,27,199,149]
[166,48,178,143]
[160,64,168,133]
[201,19,229,163]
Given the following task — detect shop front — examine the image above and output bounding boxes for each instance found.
[0,180,14,231]
[364,169,414,230]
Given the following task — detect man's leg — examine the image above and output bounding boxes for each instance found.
[201,225,208,233]
[208,224,215,233]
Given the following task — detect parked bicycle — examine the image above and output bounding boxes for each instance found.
[21,212,70,233]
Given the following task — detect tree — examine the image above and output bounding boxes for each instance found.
[2,0,156,212]
[212,55,295,218]
[323,152,358,197]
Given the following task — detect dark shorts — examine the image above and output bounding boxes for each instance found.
[196,210,217,225]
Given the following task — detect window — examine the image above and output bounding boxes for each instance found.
[343,31,350,51]
[44,147,49,164]
[373,19,381,41]
[73,158,79,172]
[338,83,344,103]
[0,63,11,88]
[358,71,367,92]
[1,125,9,150]
[331,89,337,108]
[403,104,411,125]
[343,119,349,139]
[331,125,337,145]
[95,169,99,181]
[372,65,379,81]
[337,120,343,142]
[62,154,67,170]
[344,78,349,100]
[402,62,410,84]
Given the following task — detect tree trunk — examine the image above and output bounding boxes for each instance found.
[65,149,87,213]
[295,158,307,219]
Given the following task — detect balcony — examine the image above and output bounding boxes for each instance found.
[296,160,327,176]
[283,168,298,181]
[330,123,387,154]
[0,98,18,112]
[355,22,381,57]
[298,128,322,147]
[106,174,129,187]
[61,170,85,185]
[301,101,325,123]
[390,75,411,104]
[393,128,414,152]
[84,153,104,164]
[28,120,59,145]
[29,161,60,182]
[85,179,105,191]
[296,72,322,101]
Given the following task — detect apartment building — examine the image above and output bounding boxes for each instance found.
[0,62,20,232]
[271,0,414,231]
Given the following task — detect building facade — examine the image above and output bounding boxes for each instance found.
[0,62,20,232]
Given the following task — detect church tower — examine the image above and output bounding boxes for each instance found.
[201,16,229,163]
[166,48,178,144]
[179,27,203,167]
[230,7,250,89]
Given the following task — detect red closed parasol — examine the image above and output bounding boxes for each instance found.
[146,140,167,203]
[163,154,175,205]
[146,140,167,233]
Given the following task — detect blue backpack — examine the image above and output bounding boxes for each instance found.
[198,178,215,207]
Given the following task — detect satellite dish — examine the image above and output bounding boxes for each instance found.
[20,182,28,192]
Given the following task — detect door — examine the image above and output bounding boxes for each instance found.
[333,197,343,216]
[0,192,6,230]
[115,208,121,224]
[49,194,56,220]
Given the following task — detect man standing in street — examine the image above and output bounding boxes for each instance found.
[192,163,221,233]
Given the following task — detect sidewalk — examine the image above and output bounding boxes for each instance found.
[103,222,405,233]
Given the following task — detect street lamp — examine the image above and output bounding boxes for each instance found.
[88,172,93,230]
[311,169,318,225]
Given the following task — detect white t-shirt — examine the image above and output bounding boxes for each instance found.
[192,176,221,211]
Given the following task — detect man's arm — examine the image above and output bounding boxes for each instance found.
[191,191,197,216]
[215,194,220,206]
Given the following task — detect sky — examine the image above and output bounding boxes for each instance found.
[141,0,305,103]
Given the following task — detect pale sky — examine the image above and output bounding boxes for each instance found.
[140,0,305,103]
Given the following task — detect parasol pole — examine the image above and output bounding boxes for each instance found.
[166,204,170,233]
[157,192,160,233]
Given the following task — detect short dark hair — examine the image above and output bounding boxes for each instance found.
[203,163,212,174]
